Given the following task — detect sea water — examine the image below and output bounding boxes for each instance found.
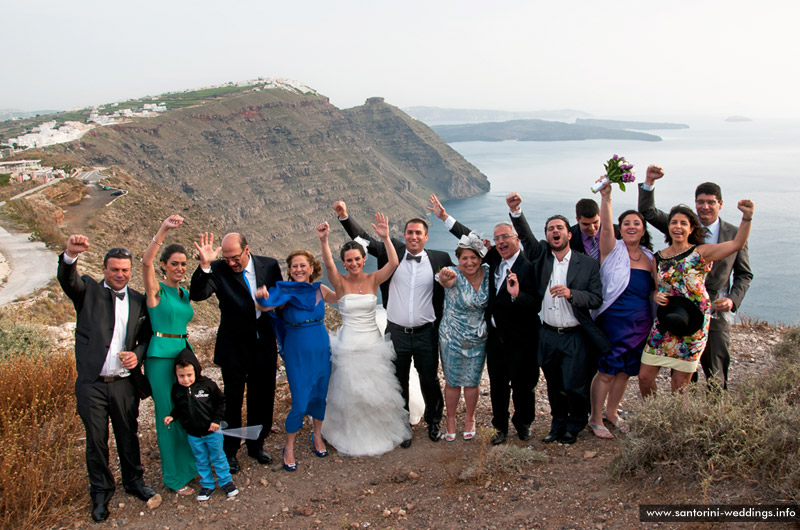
[424,116,800,326]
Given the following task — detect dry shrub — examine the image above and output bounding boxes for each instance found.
[612,326,800,500]
[458,429,547,484]
[0,325,85,528]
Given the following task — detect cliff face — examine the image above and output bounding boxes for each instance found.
[60,89,489,254]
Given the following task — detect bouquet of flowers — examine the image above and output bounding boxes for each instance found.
[591,154,635,193]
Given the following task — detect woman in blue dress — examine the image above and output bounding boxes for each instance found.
[437,233,489,441]
[256,250,337,471]
[588,181,655,439]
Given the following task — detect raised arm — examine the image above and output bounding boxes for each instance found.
[370,213,399,287]
[333,200,384,258]
[598,183,616,261]
[318,222,344,296]
[143,215,183,307]
[637,165,668,234]
[698,200,754,263]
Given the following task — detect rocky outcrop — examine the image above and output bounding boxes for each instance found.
[58,89,489,254]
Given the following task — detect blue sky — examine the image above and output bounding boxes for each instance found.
[3,0,798,118]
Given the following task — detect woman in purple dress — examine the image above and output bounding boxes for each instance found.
[588,177,655,439]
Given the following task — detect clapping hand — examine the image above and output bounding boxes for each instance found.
[194,232,220,268]
[317,222,330,239]
[737,199,754,218]
[372,213,389,238]
[427,194,448,221]
[66,234,90,258]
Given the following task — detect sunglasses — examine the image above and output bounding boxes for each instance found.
[105,248,132,260]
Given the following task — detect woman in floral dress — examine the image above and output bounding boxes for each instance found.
[638,200,754,396]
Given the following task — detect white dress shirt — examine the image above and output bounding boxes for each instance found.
[386,250,435,327]
[542,250,580,328]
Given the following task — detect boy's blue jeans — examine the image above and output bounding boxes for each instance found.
[187,431,232,489]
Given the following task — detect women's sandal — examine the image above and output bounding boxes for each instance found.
[282,447,297,472]
[444,431,456,442]
[589,423,614,439]
[311,433,328,457]
[463,419,477,440]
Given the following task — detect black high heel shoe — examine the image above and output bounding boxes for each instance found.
[311,433,328,457]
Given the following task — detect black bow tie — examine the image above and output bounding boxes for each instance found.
[107,288,125,300]
[406,254,421,263]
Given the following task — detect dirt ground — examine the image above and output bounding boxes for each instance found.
[57,323,791,530]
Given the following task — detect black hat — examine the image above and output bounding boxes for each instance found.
[656,296,705,337]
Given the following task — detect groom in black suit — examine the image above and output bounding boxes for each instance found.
[334,200,451,445]
[57,235,157,522]
[190,232,282,471]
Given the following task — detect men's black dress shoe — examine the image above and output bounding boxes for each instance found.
[227,456,240,474]
[91,502,109,522]
[542,430,562,444]
[428,424,442,442]
[125,485,157,502]
[400,438,412,448]
[249,448,273,465]
[517,427,534,441]
[559,432,577,445]
[491,431,507,445]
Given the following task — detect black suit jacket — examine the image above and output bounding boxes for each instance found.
[449,220,541,346]
[190,255,282,371]
[57,254,152,386]
[510,213,611,353]
[569,224,621,255]
[339,216,453,325]
[637,183,753,320]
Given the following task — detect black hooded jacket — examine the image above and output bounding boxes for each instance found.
[169,348,226,438]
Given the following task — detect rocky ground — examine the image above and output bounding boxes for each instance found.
[53,322,790,530]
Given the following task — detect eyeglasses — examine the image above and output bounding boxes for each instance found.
[104,248,132,260]
[223,249,247,263]
[493,234,516,243]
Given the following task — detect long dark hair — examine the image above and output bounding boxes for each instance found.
[665,205,706,245]
[618,210,653,251]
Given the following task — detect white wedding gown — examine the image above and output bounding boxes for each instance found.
[322,294,412,457]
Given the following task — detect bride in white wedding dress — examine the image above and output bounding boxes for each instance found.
[317,215,411,457]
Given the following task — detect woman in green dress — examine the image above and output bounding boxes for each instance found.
[143,215,197,494]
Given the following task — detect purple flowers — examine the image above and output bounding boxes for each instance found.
[592,155,636,193]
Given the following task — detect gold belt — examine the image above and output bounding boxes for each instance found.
[154,332,189,339]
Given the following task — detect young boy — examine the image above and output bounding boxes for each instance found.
[164,349,238,501]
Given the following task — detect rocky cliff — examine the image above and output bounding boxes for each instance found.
[58,89,489,255]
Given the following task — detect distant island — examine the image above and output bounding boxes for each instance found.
[575,118,689,130]
[404,106,592,124]
[725,116,753,122]
[432,119,663,143]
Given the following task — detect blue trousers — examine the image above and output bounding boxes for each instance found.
[187,431,231,489]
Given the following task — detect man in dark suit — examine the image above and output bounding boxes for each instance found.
[510,213,609,444]
[334,200,450,445]
[57,235,158,523]
[428,195,541,445]
[638,165,753,389]
[190,232,282,471]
